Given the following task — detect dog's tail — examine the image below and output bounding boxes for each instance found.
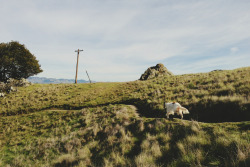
[181,107,189,114]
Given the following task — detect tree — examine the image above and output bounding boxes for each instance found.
[0,41,43,82]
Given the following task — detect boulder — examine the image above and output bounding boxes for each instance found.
[0,82,6,92]
[0,78,32,93]
[139,63,173,80]
[0,92,4,97]
[6,78,32,87]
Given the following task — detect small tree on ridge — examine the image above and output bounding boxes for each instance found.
[0,41,43,82]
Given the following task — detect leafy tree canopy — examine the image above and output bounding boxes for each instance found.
[0,41,43,82]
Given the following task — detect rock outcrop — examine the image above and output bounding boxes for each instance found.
[139,63,173,80]
[6,78,32,87]
[0,92,4,97]
[0,78,32,95]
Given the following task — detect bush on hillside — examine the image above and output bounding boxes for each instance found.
[0,41,42,82]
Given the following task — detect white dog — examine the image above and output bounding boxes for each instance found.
[165,102,189,119]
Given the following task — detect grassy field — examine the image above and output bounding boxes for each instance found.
[0,67,249,166]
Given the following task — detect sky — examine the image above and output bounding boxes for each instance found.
[1,0,250,82]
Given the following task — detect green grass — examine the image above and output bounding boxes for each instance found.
[1,67,249,122]
[0,105,249,166]
[0,67,250,166]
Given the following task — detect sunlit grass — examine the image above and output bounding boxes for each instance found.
[0,67,249,166]
[0,105,249,166]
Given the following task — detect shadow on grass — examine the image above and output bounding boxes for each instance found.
[123,98,250,123]
[187,100,250,123]
[6,97,248,124]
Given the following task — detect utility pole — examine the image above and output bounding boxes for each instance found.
[75,49,83,84]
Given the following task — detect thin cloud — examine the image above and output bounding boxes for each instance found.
[230,47,239,53]
[1,0,250,81]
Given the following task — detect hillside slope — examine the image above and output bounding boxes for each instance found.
[0,105,249,166]
[1,67,249,122]
[0,67,249,166]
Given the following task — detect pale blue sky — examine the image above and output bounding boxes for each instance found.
[1,0,250,81]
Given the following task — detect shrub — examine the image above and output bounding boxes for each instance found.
[0,41,42,82]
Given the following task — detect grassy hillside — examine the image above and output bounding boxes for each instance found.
[1,105,249,166]
[1,67,249,122]
[0,67,250,166]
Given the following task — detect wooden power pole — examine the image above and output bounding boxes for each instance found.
[75,49,83,84]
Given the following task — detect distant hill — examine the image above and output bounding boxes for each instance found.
[28,77,91,84]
